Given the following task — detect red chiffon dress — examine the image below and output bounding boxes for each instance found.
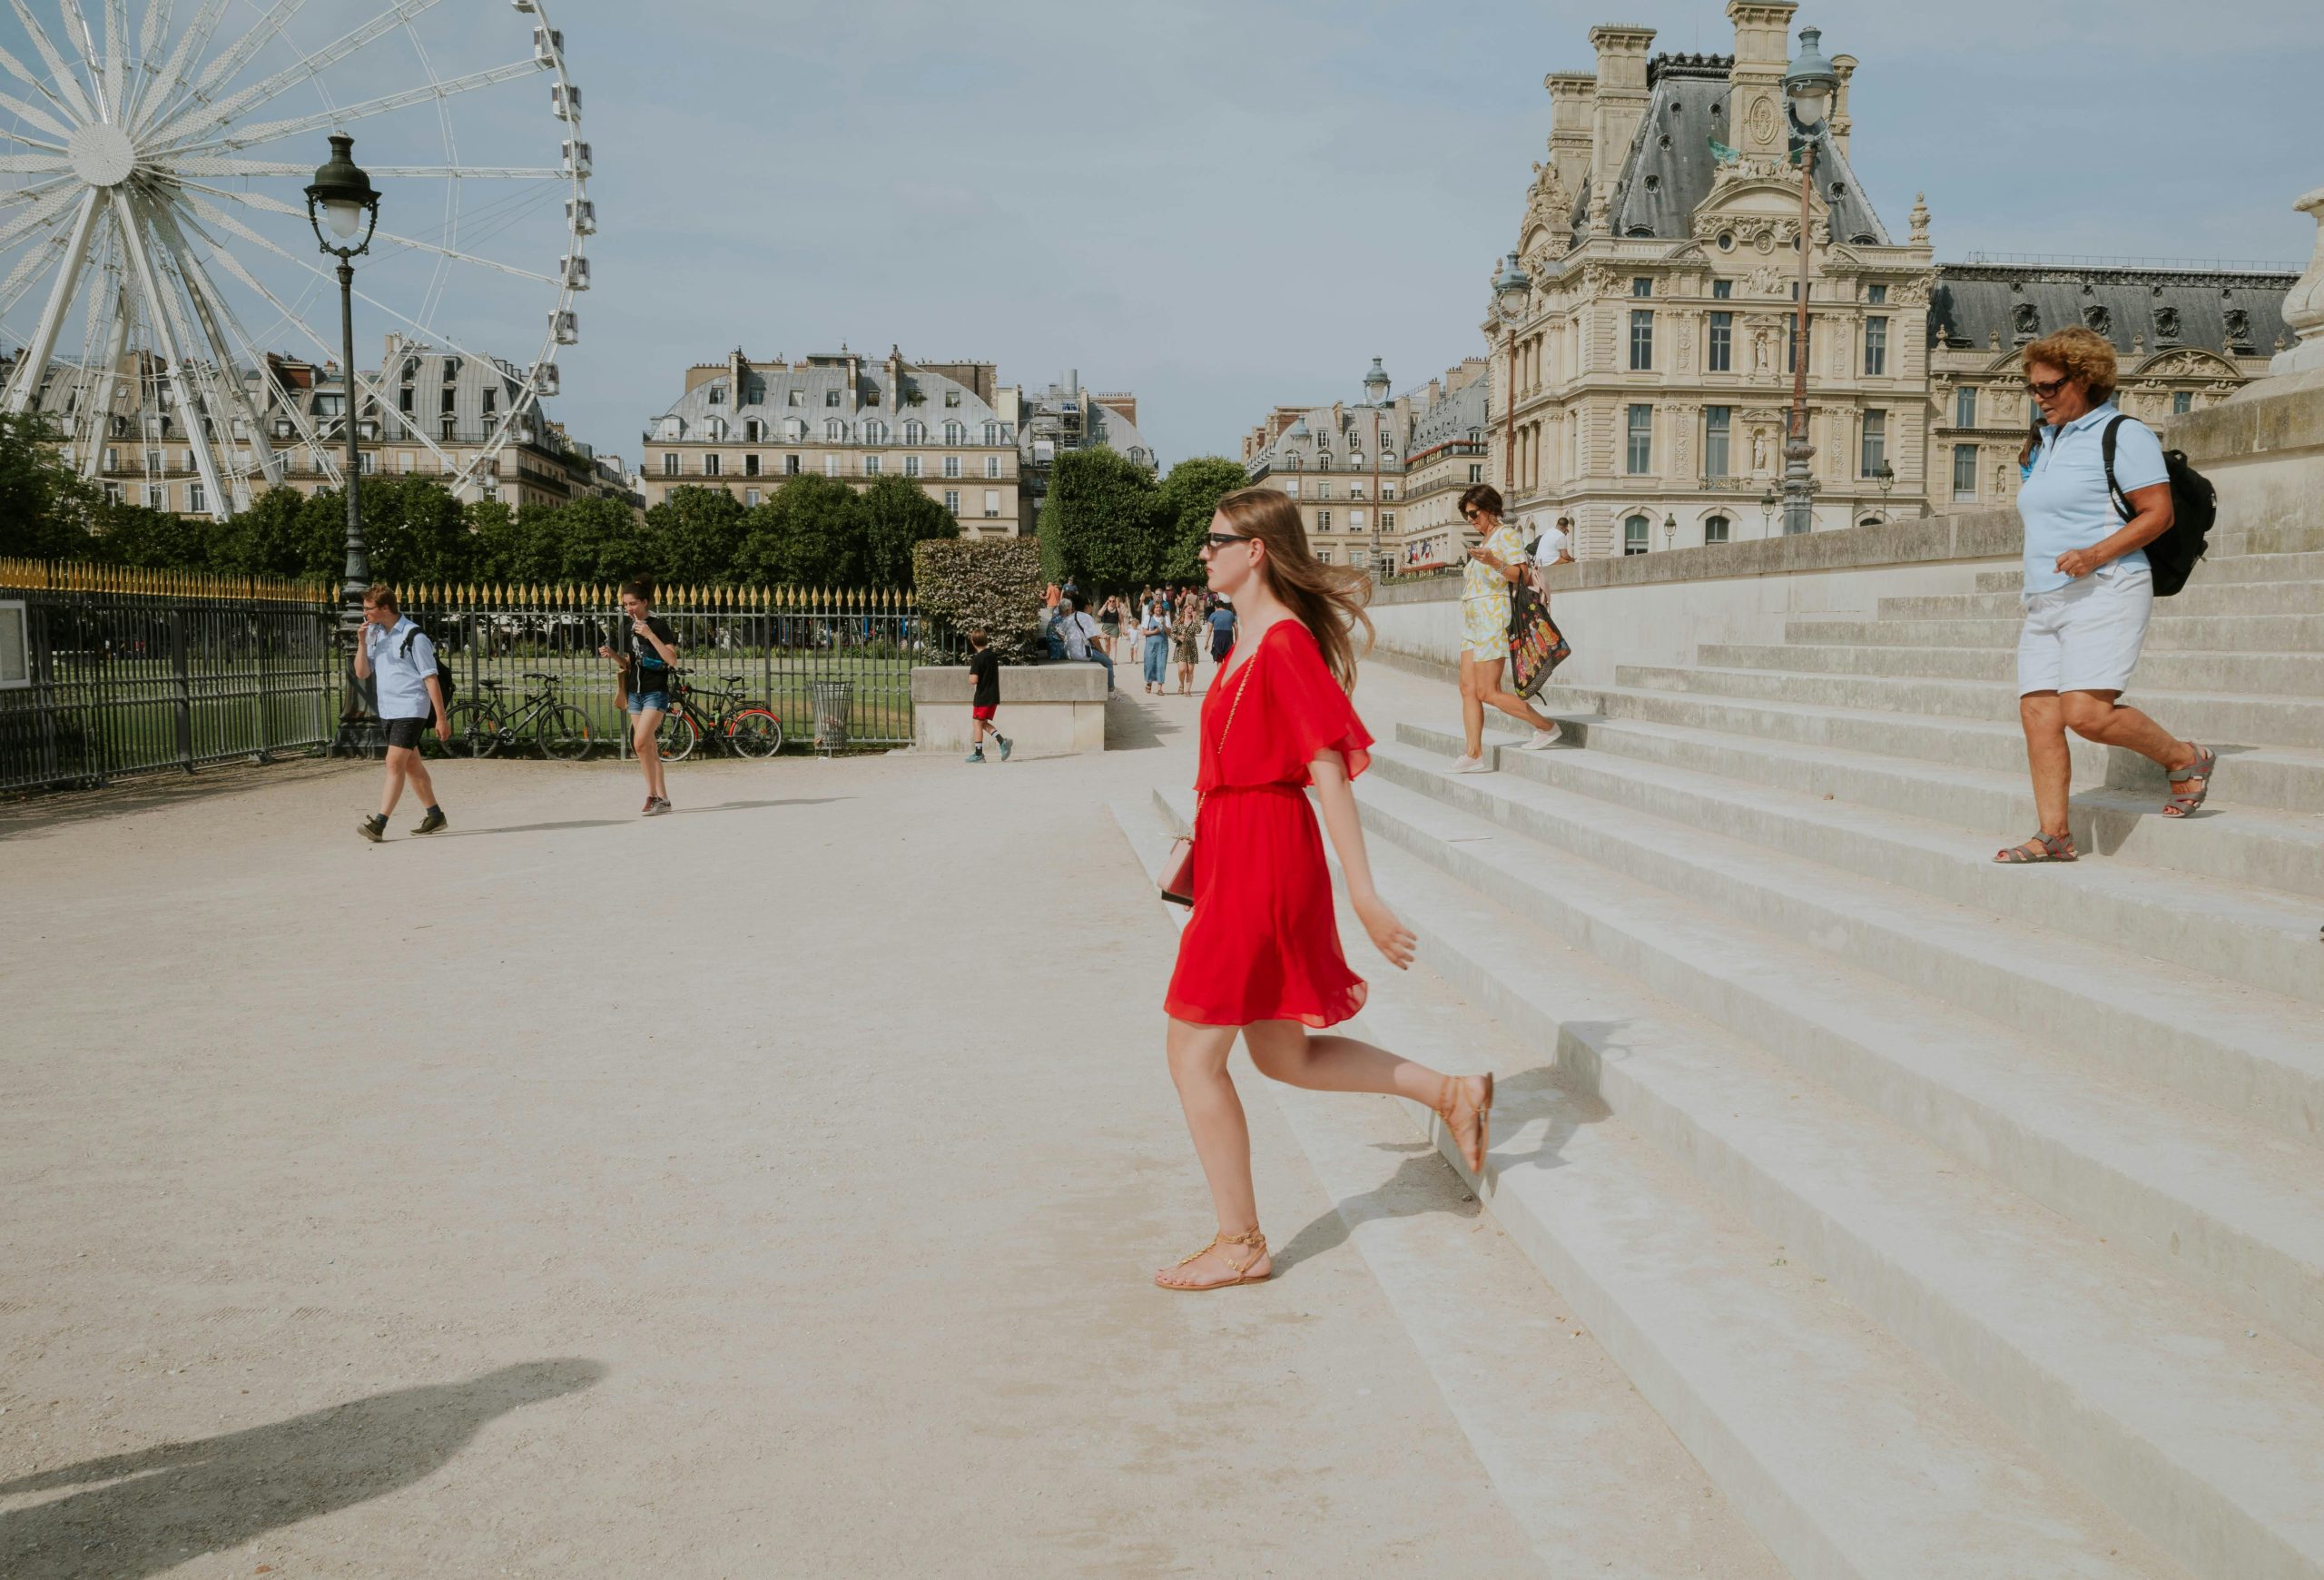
[1164,619,1376,1029]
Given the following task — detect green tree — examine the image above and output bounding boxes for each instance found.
[737,473,866,588]
[212,483,337,581]
[0,410,103,560]
[1156,456,1251,581]
[646,485,749,588]
[550,495,651,586]
[94,503,222,570]
[858,472,958,588]
[1037,446,1166,592]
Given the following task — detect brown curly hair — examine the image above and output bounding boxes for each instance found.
[2023,325,2118,403]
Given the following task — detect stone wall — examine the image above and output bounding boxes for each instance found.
[911,663,1107,755]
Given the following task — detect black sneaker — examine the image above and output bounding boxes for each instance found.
[356,814,387,844]
[411,807,448,836]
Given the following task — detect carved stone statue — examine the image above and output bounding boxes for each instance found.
[1909,192,1931,245]
[1752,328,1772,373]
[1751,430,1771,471]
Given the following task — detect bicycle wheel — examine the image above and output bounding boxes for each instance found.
[656,710,700,763]
[725,706,785,759]
[537,704,595,762]
[448,700,504,759]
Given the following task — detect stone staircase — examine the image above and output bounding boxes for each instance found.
[1144,524,2324,1577]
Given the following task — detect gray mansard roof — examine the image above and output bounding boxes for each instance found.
[652,360,1006,442]
[1927,263,2296,360]
[1407,372,1488,453]
[1249,403,1408,477]
[1581,53,1889,250]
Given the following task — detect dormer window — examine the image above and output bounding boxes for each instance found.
[788,389,804,407]
[945,390,961,408]
[825,389,842,408]
[708,381,726,405]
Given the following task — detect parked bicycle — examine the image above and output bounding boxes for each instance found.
[655,669,785,761]
[446,671,595,760]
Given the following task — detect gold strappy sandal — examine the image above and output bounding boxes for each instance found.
[1155,1226,1269,1291]
[1435,1073,1495,1176]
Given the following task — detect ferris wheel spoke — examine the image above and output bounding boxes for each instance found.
[153,0,302,136]
[0,175,73,207]
[153,214,286,485]
[6,0,97,123]
[0,36,81,127]
[162,56,543,156]
[0,178,84,251]
[0,81,77,142]
[167,215,343,474]
[0,186,97,411]
[101,0,129,127]
[0,152,71,173]
[181,181,561,286]
[142,0,447,146]
[113,190,230,512]
[135,0,227,134]
[166,156,566,180]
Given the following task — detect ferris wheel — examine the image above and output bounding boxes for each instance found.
[0,0,591,518]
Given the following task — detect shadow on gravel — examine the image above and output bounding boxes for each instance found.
[0,1358,605,1580]
[1106,698,1185,754]
[1271,1149,1484,1277]
[0,758,357,842]
[438,797,843,836]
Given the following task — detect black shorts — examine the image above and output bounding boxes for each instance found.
[1210,635,1233,662]
[382,716,432,750]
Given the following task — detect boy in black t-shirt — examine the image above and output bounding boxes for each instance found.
[596,579,681,814]
[964,629,1011,764]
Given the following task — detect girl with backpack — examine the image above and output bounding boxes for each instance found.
[1152,487,1492,1291]
[1997,328,2215,864]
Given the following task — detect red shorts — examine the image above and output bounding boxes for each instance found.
[971,705,997,721]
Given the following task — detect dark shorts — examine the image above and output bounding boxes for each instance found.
[1211,635,1233,662]
[382,716,432,750]
[626,690,670,716]
[971,704,998,721]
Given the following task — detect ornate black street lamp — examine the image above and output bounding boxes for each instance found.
[1780,26,1837,536]
[305,133,380,637]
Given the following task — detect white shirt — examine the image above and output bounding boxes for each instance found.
[1529,524,1571,564]
[2017,402,2166,597]
[1059,610,1098,660]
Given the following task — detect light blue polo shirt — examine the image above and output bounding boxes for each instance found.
[2016,402,2167,597]
[364,617,438,720]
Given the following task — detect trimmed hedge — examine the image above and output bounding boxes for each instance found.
[913,536,1046,661]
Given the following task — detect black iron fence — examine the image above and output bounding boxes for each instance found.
[1,558,336,794]
[391,581,959,754]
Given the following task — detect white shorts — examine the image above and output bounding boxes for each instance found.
[2017,568,2152,696]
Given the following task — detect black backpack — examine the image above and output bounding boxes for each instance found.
[2102,415,2215,597]
[398,626,457,706]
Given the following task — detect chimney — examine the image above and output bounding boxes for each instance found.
[729,346,745,402]
[1828,54,1856,157]
[1725,2,1798,162]
[1543,71,1597,203]
[886,344,901,413]
[1586,25,1655,214]
[845,348,860,412]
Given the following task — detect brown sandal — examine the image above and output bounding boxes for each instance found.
[2164,745,2217,818]
[1994,832,2077,864]
[1435,1073,1495,1175]
[1155,1226,1269,1291]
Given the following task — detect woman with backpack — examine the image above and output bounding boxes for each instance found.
[1996,326,2215,864]
[1154,487,1492,1291]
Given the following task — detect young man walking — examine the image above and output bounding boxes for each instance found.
[352,585,449,842]
[597,580,680,815]
[964,628,1012,764]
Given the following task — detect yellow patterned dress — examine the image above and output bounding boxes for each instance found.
[1460,520,1530,660]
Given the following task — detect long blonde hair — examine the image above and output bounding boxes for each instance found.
[1213,486,1374,690]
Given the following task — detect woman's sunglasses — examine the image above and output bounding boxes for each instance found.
[1203,532,1253,550]
[2024,374,2071,399]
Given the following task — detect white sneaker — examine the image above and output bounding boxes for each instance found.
[1448,754,1492,774]
[1516,726,1563,751]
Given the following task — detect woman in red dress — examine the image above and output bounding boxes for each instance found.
[1157,488,1495,1292]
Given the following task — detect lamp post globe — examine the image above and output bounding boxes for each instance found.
[1662,512,1676,550]
[1783,26,1838,130]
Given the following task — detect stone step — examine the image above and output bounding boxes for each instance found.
[1615,662,2324,748]
[1111,798,1788,1577]
[1886,581,2323,620]
[1542,677,2324,816]
[1364,738,2324,1151]
[2194,548,2324,586]
[1493,706,2324,901]
[2237,523,2324,558]
[1976,567,2024,593]
[1788,613,2324,653]
[1698,641,2324,698]
[1329,771,2324,1579]
[1397,720,2322,1001]
[1146,786,2185,1580]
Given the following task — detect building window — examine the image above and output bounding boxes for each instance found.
[944,390,960,408]
[982,489,1000,518]
[1382,510,1395,529]
[788,389,804,407]
[744,489,761,508]
[1631,276,1652,297]
[1868,282,1888,304]
[661,453,678,476]
[1709,311,1732,372]
[745,453,761,477]
[1317,510,1333,530]
[785,454,802,475]
[1712,279,1732,300]
[357,451,377,475]
[1704,514,1729,544]
[982,421,1000,445]
[903,420,924,445]
[985,455,1002,479]
[187,481,206,513]
[943,420,963,444]
[2173,390,2193,415]
[1864,316,1888,376]
[825,419,846,441]
[862,420,886,446]
[904,455,922,478]
[825,389,842,407]
[1704,406,1731,477]
[1630,310,1654,370]
[103,481,121,505]
[944,489,960,514]
[940,455,959,478]
[1468,463,1482,483]
[1624,513,1649,556]
[824,454,839,477]
[1317,480,1332,499]
[1285,480,1299,498]
[1860,410,1887,478]
[1350,509,1366,530]
[1316,548,1333,564]
[704,453,722,477]
[1382,482,1394,500]
[1626,404,1652,474]
[147,484,165,509]
[864,454,881,476]
[1953,441,1978,499]
[1955,386,1977,429]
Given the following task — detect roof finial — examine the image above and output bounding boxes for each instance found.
[1909,192,1930,246]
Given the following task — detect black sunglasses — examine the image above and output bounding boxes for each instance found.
[2025,374,2071,399]
[1203,532,1253,550]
